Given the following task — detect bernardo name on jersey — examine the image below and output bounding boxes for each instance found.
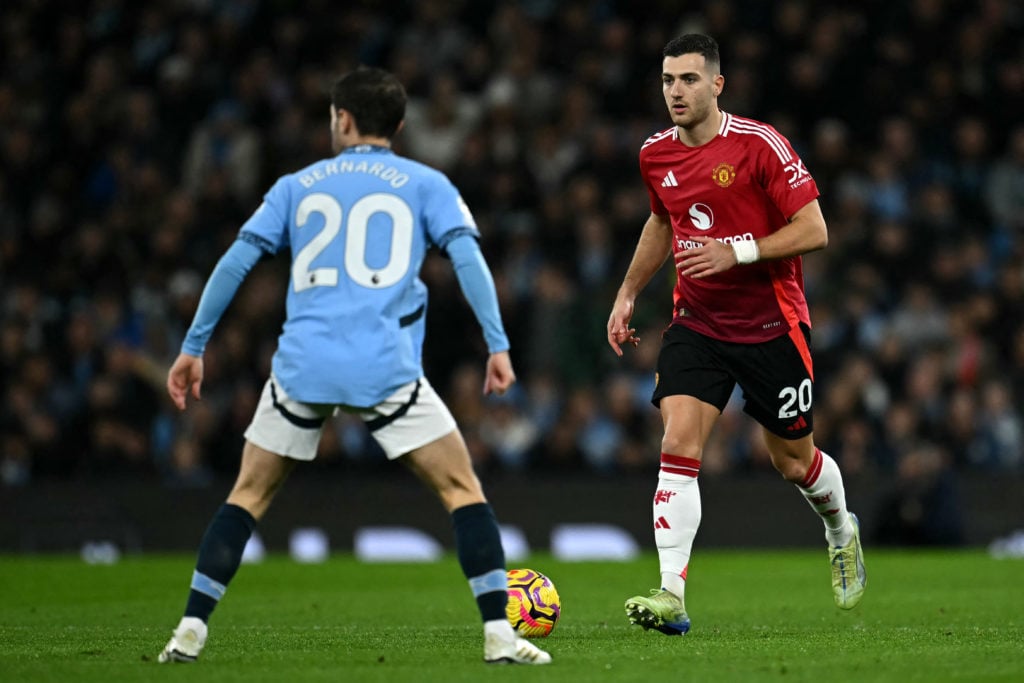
[296,157,410,190]
[239,145,480,407]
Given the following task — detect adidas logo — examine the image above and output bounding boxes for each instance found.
[661,170,679,187]
[786,415,808,431]
[654,516,671,530]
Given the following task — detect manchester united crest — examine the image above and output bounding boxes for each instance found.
[712,162,736,188]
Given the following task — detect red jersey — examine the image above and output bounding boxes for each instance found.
[640,111,820,343]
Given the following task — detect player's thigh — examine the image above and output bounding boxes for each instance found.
[228,440,299,519]
[730,324,815,440]
[403,430,486,510]
[659,394,722,459]
[235,375,333,517]
[349,378,482,510]
[653,325,733,456]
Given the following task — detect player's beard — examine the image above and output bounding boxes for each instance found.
[670,100,710,130]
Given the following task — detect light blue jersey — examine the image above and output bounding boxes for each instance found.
[236,145,488,407]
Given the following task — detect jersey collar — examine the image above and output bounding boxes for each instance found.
[672,110,729,147]
[341,144,392,154]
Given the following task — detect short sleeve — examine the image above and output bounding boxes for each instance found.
[756,127,819,219]
[640,154,668,216]
[238,176,291,253]
[421,172,481,246]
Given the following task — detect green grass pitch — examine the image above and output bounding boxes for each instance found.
[1,550,1021,682]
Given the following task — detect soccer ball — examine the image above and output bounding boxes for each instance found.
[506,568,561,637]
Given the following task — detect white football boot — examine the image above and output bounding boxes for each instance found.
[483,620,551,665]
[157,616,207,663]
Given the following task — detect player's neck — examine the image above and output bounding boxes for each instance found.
[335,134,392,154]
[676,109,723,148]
[344,135,391,149]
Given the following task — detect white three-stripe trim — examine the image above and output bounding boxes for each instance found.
[662,170,679,187]
[722,113,792,164]
[642,128,675,148]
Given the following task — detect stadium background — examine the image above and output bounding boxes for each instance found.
[1,0,1022,553]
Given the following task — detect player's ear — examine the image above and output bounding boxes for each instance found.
[335,108,357,135]
[713,74,724,97]
[394,119,405,137]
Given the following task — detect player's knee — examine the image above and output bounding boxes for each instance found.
[769,450,810,483]
[659,435,702,462]
[775,460,807,483]
[764,432,816,483]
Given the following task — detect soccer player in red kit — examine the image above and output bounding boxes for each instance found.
[607,34,866,635]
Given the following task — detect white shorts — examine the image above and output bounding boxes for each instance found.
[243,375,457,461]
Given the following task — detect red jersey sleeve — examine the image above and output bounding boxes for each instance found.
[640,155,668,215]
[754,125,819,219]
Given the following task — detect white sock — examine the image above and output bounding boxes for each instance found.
[654,453,702,601]
[484,618,515,641]
[798,448,853,546]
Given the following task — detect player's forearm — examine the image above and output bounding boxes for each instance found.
[617,215,673,299]
[446,234,510,353]
[181,238,263,355]
[751,201,828,261]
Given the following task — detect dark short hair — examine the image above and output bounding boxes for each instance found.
[330,67,406,139]
[663,34,721,72]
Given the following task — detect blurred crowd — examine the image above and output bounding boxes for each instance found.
[1,0,1022,526]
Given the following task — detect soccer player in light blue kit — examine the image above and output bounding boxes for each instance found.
[158,67,550,666]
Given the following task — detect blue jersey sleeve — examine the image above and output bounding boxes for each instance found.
[422,172,480,246]
[237,176,291,253]
[445,233,510,354]
[181,238,264,355]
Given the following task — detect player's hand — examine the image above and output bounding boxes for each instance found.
[484,351,516,396]
[607,296,640,357]
[167,353,204,411]
[675,236,737,278]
